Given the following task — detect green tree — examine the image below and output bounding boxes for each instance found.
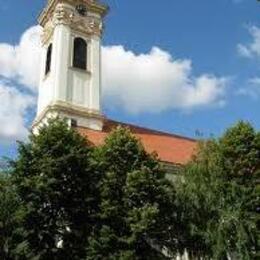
[177,121,259,259]
[12,119,97,260]
[219,121,260,182]
[219,121,260,258]
[87,127,176,260]
[0,173,20,259]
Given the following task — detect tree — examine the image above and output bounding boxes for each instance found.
[87,127,177,259]
[219,121,260,182]
[12,119,97,260]
[0,172,22,259]
[219,121,260,258]
[6,118,258,259]
[176,121,259,259]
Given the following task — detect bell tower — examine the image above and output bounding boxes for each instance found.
[33,0,108,131]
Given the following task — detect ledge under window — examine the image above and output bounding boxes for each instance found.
[69,66,91,75]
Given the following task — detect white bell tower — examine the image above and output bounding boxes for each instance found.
[33,0,108,131]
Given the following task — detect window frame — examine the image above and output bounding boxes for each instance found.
[72,37,88,71]
[45,43,52,75]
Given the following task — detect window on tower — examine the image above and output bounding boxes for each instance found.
[73,37,87,70]
[45,43,52,75]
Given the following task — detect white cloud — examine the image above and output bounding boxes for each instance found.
[0,26,42,91]
[0,26,228,143]
[0,81,35,143]
[102,46,227,113]
[0,26,40,143]
[237,77,260,99]
[237,25,260,99]
[238,26,260,58]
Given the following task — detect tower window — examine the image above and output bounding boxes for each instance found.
[73,37,87,70]
[45,43,52,75]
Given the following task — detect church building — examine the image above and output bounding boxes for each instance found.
[32,0,197,166]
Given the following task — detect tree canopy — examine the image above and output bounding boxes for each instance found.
[177,121,259,259]
[11,119,97,259]
[0,119,258,259]
[87,127,176,259]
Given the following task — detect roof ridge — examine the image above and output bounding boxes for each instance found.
[104,118,197,142]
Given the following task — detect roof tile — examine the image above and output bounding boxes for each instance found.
[77,119,197,165]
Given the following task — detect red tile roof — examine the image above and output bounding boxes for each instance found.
[77,119,197,165]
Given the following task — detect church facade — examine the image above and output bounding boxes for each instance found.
[33,0,196,166]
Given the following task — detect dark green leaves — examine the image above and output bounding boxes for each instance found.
[12,119,95,260]
[1,119,258,259]
[87,127,174,260]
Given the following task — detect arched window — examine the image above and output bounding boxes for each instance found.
[73,37,87,70]
[45,44,52,75]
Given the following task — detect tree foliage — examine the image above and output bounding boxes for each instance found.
[12,119,97,259]
[177,121,259,259]
[87,127,176,259]
[0,172,23,259]
[0,119,258,259]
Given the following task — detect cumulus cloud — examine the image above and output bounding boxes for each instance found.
[238,26,260,58]
[102,46,227,113]
[0,26,40,143]
[0,25,228,143]
[0,81,35,142]
[0,26,41,91]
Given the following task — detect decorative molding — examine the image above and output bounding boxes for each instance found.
[42,21,54,45]
[32,100,105,129]
[69,16,103,37]
[53,4,74,26]
[38,0,57,26]
[68,66,92,75]
[39,0,108,27]
[40,1,104,44]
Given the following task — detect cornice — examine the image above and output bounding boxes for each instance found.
[32,101,105,129]
[38,0,57,26]
[39,0,108,27]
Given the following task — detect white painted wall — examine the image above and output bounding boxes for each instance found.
[90,35,102,111]
[68,68,90,107]
[52,23,71,102]
[37,41,54,115]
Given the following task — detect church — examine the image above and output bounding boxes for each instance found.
[32,0,197,167]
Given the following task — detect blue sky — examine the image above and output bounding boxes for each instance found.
[0,0,260,158]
